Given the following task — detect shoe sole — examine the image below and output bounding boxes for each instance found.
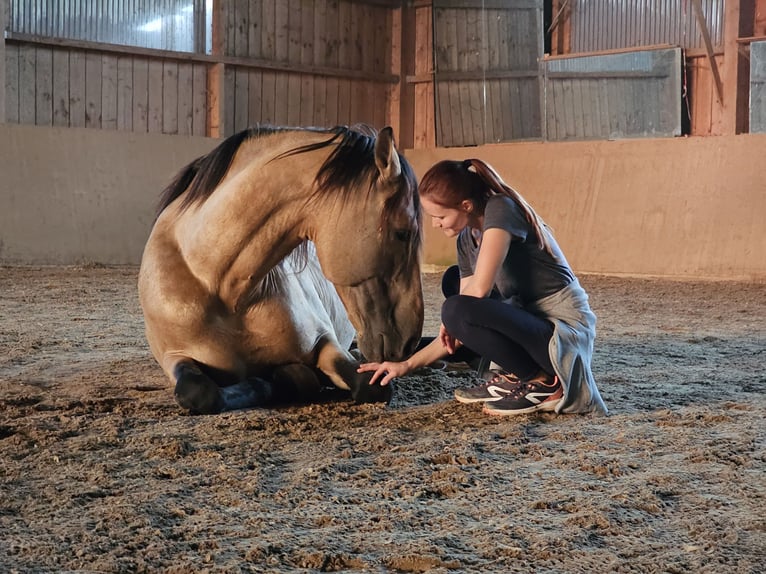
[454,393,504,404]
[482,398,563,416]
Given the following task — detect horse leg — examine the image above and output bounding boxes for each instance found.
[173,360,273,414]
[316,341,393,405]
[271,363,323,403]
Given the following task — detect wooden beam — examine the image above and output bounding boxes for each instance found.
[0,0,6,123]
[398,3,417,149]
[692,0,725,105]
[207,0,225,138]
[388,6,402,135]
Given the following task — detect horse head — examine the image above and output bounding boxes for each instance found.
[309,127,424,363]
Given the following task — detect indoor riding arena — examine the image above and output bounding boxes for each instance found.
[1,2,765,573]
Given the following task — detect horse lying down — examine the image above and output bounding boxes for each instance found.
[138,125,424,414]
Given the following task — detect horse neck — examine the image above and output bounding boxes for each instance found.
[170,158,318,298]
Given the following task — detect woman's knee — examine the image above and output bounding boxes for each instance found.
[441,265,460,298]
[441,294,473,332]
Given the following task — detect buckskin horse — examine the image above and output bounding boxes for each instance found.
[138,125,423,414]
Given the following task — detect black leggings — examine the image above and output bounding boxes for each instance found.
[427,265,555,379]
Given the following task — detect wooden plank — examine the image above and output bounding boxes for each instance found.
[223,65,236,135]
[132,57,149,132]
[101,54,118,130]
[116,56,133,131]
[692,0,724,105]
[350,2,362,71]
[288,0,301,64]
[35,47,53,126]
[313,0,328,67]
[274,0,289,63]
[19,45,38,124]
[162,61,179,134]
[337,77,351,124]
[302,0,315,66]
[313,76,327,127]
[234,0,248,58]
[325,0,339,67]
[287,72,302,125]
[274,72,289,124]
[325,76,339,126]
[84,52,102,129]
[300,75,314,125]
[206,0,225,137]
[52,48,70,127]
[192,63,207,136]
[248,69,263,127]
[249,0,263,59]
[68,50,86,128]
[261,0,276,59]
[147,59,163,133]
[338,0,351,69]
[177,62,194,135]
[489,79,502,142]
[0,1,5,122]
[260,70,276,124]
[5,44,20,123]
[233,67,249,131]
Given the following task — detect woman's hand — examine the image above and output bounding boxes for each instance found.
[439,324,461,355]
[357,360,411,387]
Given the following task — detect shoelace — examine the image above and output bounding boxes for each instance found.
[489,372,520,386]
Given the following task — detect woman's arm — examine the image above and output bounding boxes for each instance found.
[357,332,451,386]
[460,227,512,298]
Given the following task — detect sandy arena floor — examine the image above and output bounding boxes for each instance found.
[1,266,764,573]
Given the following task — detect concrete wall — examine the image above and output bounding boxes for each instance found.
[0,123,216,264]
[406,135,766,280]
[1,123,765,279]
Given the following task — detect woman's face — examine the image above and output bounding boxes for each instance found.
[421,196,473,238]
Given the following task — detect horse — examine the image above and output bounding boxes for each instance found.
[137,125,424,414]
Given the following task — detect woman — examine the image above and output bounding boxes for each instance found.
[358,159,607,416]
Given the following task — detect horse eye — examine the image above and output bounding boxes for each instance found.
[394,229,412,242]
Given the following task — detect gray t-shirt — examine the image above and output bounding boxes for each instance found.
[457,194,575,305]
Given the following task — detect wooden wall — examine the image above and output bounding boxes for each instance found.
[219,0,397,134]
[431,0,542,146]
[3,0,401,138]
[4,41,209,134]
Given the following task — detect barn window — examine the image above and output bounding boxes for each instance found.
[7,0,212,54]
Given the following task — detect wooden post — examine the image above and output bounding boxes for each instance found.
[207,0,225,138]
[0,0,6,123]
[388,5,402,136]
[398,2,417,149]
[692,0,725,106]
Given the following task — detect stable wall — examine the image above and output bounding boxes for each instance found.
[1,123,765,280]
[406,134,766,280]
[0,123,216,264]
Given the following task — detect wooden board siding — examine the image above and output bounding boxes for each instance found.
[4,1,399,136]
[223,0,397,134]
[543,47,682,141]
[4,40,208,135]
[432,0,543,146]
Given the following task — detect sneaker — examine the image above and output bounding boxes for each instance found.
[482,373,563,416]
[454,371,520,404]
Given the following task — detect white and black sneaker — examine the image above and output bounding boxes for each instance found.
[482,372,563,416]
[454,371,520,404]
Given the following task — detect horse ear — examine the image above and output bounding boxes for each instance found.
[374,126,402,182]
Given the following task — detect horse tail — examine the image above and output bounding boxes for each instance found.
[155,128,252,218]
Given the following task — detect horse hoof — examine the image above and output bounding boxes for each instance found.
[352,380,394,405]
[174,378,225,414]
